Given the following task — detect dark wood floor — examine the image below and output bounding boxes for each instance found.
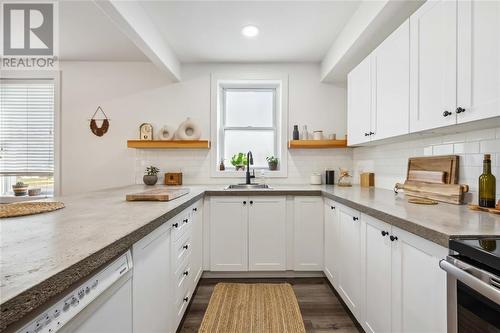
[179,277,363,333]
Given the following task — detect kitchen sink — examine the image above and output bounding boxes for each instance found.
[225,184,272,190]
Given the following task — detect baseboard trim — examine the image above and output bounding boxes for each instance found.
[202,270,325,279]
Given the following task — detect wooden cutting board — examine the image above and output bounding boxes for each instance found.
[126,188,190,201]
[468,205,500,215]
[407,155,459,184]
[407,170,446,184]
[395,182,469,205]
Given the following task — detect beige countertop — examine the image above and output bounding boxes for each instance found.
[1,184,499,332]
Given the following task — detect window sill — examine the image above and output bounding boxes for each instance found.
[0,195,51,204]
[212,169,287,178]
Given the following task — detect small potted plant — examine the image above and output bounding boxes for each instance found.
[266,156,279,171]
[231,153,247,171]
[143,166,160,185]
[12,181,28,196]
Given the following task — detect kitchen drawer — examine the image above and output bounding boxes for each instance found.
[174,289,192,329]
[173,231,192,274]
[171,212,191,241]
[175,258,192,303]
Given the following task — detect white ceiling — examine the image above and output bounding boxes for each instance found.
[140,1,361,63]
[59,1,147,61]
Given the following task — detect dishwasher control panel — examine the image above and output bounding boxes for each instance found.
[17,251,133,333]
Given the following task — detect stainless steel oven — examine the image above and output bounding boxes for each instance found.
[440,238,500,333]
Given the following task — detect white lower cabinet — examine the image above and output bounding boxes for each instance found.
[248,197,286,271]
[209,197,249,271]
[132,222,172,333]
[190,201,203,288]
[209,196,287,272]
[323,198,340,287]
[359,214,447,333]
[294,196,324,271]
[391,226,447,333]
[337,204,362,318]
[362,215,393,333]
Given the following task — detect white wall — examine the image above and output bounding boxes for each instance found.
[60,61,351,194]
[353,128,500,203]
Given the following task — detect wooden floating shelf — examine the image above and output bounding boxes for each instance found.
[127,140,210,149]
[288,139,348,149]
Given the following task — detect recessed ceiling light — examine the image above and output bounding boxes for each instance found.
[241,25,259,38]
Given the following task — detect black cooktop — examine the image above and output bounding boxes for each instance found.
[450,238,500,271]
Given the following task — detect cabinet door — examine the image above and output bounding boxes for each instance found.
[132,223,171,333]
[348,56,372,146]
[372,19,410,141]
[190,201,203,287]
[391,226,447,333]
[324,199,339,287]
[294,196,324,271]
[362,215,392,333]
[337,205,362,320]
[457,0,500,123]
[337,204,362,318]
[410,0,457,132]
[248,196,286,271]
[209,197,248,271]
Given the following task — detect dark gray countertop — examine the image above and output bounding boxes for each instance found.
[1,184,499,332]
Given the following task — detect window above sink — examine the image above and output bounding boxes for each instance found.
[210,73,288,178]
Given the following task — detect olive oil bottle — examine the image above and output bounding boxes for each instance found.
[478,154,496,208]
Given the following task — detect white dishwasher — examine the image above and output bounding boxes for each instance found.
[16,251,133,333]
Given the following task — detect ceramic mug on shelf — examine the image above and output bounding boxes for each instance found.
[313,131,323,140]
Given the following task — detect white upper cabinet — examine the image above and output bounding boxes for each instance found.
[294,196,324,271]
[248,197,286,271]
[410,0,458,132]
[456,0,500,123]
[348,56,372,146]
[371,19,410,141]
[209,197,248,271]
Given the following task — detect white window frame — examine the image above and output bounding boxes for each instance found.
[0,70,61,198]
[210,72,288,178]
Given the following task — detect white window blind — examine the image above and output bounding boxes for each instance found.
[0,80,55,176]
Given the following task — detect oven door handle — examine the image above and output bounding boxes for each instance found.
[439,259,500,304]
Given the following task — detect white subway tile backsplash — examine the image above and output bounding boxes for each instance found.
[453,142,479,154]
[480,139,500,153]
[465,129,497,142]
[432,144,454,155]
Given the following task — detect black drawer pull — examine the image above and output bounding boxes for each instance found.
[172,223,179,228]
[381,231,389,237]
[352,216,359,221]
[183,244,189,250]
[390,235,398,242]
[183,297,189,302]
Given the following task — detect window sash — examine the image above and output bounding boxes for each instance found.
[220,87,277,167]
[0,79,55,176]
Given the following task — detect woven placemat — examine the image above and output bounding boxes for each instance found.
[199,283,306,333]
[0,201,65,218]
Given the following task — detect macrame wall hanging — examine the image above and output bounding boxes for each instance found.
[89,106,109,137]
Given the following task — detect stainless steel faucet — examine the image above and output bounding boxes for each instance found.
[245,151,255,184]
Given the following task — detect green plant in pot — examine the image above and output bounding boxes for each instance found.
[231,153,247,171]
[266,156,279,171]
[12,181,28,196]
[143,166,160,185]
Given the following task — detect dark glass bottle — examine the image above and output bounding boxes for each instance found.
[293,125,299,140]
[478,154,496,208]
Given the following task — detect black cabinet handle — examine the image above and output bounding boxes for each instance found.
[352,216,359,221]
[183,297,189,302]
[243,201,247,205]
[183,244,189,250]
[390,235,398,242]
[331,206,335,210]
[456,107,466,114]
[183,218,188,223]
[369,132,375,135]
[443,110,453,117]
[172,223,179,228]
[381,231,389,236]
[364,132,370,137]
[193,207,198,212]
[183,271,189,276]
[250,200,253,205]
